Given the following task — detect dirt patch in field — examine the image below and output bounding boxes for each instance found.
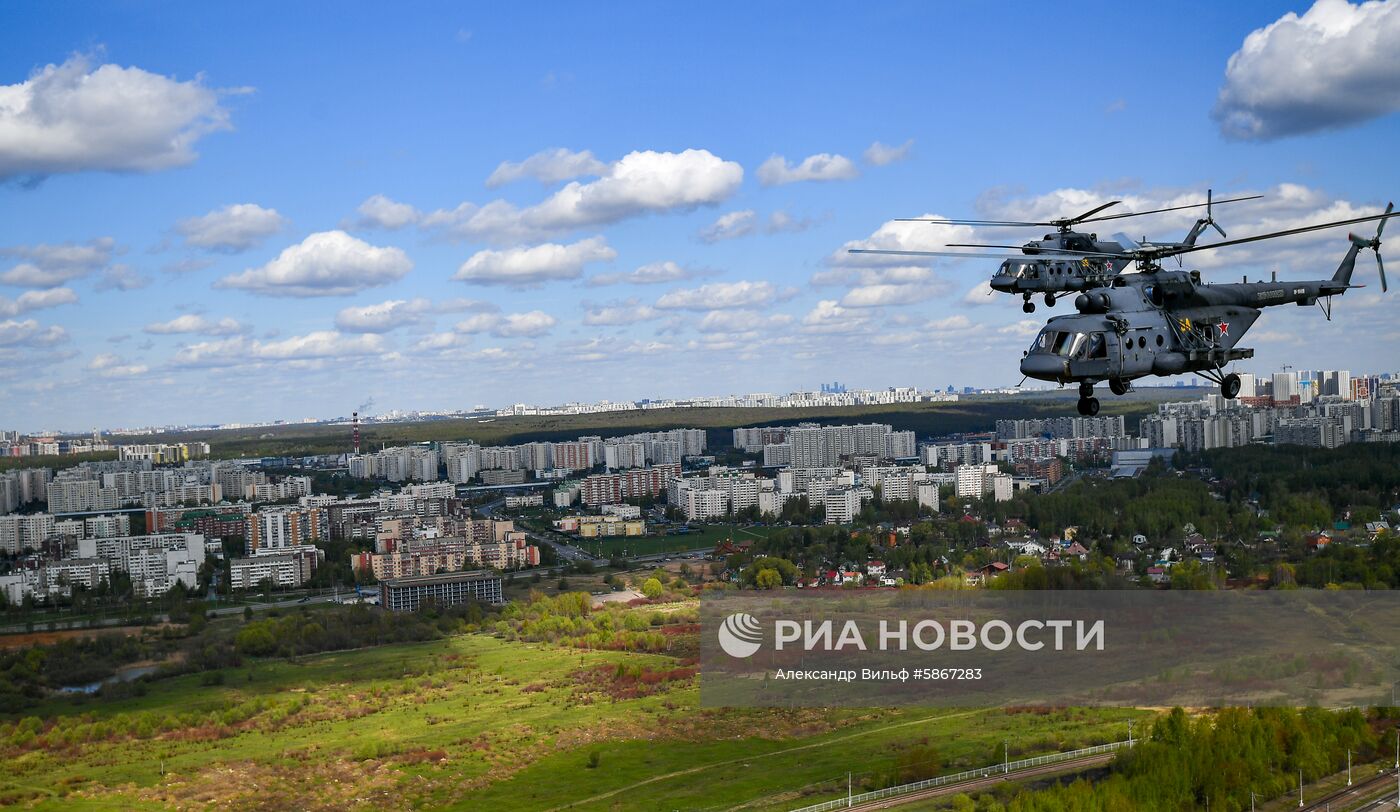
[0,625,153,649]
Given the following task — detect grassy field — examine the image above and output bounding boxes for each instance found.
[0,602,1150,811]
[574,524,776,558]
[88,392,1189,461]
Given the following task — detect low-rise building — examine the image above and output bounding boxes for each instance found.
[381,570,504,611]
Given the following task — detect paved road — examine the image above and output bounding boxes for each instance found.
[207,592,342,616]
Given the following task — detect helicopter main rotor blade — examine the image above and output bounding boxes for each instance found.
[946,243,1126,258]
[890,193,1264,231]
[1076,194,1264,225]
[1060,200,1122,225]
[847,249,1042,261]
[1139,209,1400,262]
[894,218,1046,226]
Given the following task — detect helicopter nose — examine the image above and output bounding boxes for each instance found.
[1020,353,1065,381]
[990,276,1016,293]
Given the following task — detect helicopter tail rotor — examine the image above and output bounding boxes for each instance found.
[1347,201,1392,292]
[1205,189,1227,239]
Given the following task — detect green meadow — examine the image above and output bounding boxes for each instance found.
[1,604,1148,812]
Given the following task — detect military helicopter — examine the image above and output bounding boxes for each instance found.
[1014,204,1394,416]
[849,191,1261,313]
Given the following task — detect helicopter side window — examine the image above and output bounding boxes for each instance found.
[1156,334,1164,347]
[1137,335,1146,349]
[1084,332,1107,359]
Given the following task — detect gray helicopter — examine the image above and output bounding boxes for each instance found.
[1015,204,1394,416]
[849,191,1261,313]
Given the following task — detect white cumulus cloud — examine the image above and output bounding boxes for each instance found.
[582,299,662,325]
[216,231,412,297]
[171,331,386,368]
[588,260,695,286]
[863,139,914,166]
[144,314,248,336]
[333,297,495,333]
[0,54,233,181]
[1213,0,1400,140]
[485,147,607,187]
[839,283,942,308]
[176,203,287,252]
[655,280,788,311]
[426,149,742,243]
[698,210,757,243]
[93,264,151,292]
[0,287,77,317]
[800,300,869,333]
[348,194,421,230]
[695,310,792,334]
[454,236,615,286]
[832,215,976,267]
[456,310,556,337]
[0,318,68,347]
[87,352,147,377]
[0,237,116,287]
[756,153,858,186]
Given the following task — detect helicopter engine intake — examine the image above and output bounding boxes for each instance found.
[1074,292,1113,313]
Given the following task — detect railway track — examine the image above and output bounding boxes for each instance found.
[838,751,1118,811]
[1299,768,1398,811]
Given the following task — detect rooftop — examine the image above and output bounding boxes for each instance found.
[380,569,499,588]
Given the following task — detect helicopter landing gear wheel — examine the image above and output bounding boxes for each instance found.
[1109,378,1129,396]
[1221,373,1241,400]
[1077,397,1100,416]
[1022,299,1035,313]
[1044,293,1057,307]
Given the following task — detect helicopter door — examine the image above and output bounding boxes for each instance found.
[1068,331,1111,379]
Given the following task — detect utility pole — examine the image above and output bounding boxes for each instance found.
[1128,720,1134,744]
[847,772,852,808]
[1299,768,1304,808]
[1348,748,1352,786]
[1250,790,1257,812]
[1004,740,1009,774]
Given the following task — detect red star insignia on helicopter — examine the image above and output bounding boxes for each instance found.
[1218,322,1230,336]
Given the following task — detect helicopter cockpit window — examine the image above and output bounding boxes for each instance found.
[1084,332,1107,359]
[1052,332,1082,357]
[1002,260,1037,279]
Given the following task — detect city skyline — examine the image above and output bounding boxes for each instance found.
[2,361,1397,436]
[3,1,1400,428]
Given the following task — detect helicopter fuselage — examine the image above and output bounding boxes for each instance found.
[1018,265,1353,388]
[989,234,1128,297]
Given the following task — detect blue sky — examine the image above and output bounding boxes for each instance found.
[2,1,1399,431]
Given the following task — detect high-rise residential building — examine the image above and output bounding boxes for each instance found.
[0,513,56,554]
[245,507,327,554]
[1272,372,1300,404]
